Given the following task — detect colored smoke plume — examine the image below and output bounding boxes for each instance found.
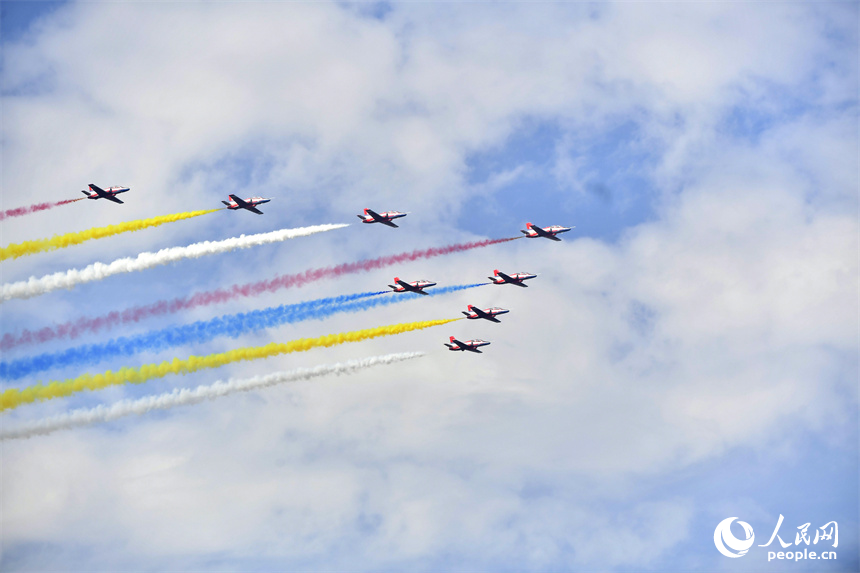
[0,318,459,411]
[1,238,515,350]
[0,209,220,261]
[1,284,484,379]
[1,224,349,301]
[0,352,425,440]
[0,198,85,221]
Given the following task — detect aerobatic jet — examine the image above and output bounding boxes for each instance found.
[222,194,271,215]
[488,269,537,287]
[81,184,130,204]
[520,222,573,241]
[388,277,436,295]
[358,208,408,228]
[462,305,509,323]
[444,336,491,353]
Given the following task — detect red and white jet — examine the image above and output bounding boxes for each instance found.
[388,277,436,295]
[462,305,509,323]
[222,194,271,215]
[444,336,491,353]
[358,208,408,228]
[489,269,537,287]
[520,222,573,241]
[81,184,130,204]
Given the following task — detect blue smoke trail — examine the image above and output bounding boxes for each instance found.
[0,284,487,380]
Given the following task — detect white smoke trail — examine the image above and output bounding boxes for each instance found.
[1,224,349,302]
[0,352,424,440]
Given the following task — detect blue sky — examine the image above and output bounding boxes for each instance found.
[0,1,857,571]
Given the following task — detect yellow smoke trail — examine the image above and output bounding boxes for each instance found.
[0,209,221,261]
[0,318,460,411]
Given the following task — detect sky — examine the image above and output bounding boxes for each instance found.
[0,1,857,571]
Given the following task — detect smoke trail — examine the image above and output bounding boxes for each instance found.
[0,209,221,261]
[0,352,425,440]
[0,283,489,380]
[1,238,517,350]
[1,224,349,302]
[0,198,85,221]
[0,290,386,379]
[0,318,459,411]
[0,284,483,379]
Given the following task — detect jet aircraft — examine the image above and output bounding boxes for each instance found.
[489,269,537,287]
[222,194,271,214]
[388,277,436,295]
[520,222,573,241]
[444,336,491,353]
[462,305,509,323]
[358,208,408,228]
[81,184,130,204]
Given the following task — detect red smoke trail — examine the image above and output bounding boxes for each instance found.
[1,237,519,350]
[0,198,85,221]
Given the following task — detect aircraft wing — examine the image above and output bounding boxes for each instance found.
[89,183,106,196]
[464,347,483,353]
[470,307,501,322]
[229,194,263,214]
[395,279,429,294]
[105,195,124,204]
[365,208,384,221]
[532,225,563,241]
[379,220,398,228]
[450,338,467,349]
[496,271,515,282]
[229,194,249,208]
[531,225,553,238]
